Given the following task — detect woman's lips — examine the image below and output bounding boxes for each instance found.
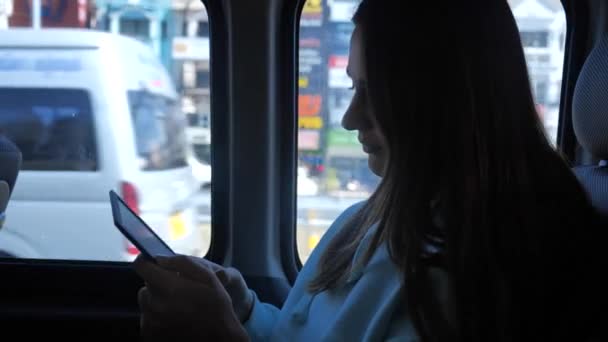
[362,143,382,154]
[359,139,382,153]
[358,133,382,154]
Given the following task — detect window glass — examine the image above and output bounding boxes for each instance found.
[296,0,566,263]
[512,0,566,144]
[128,90,188,171]
[120,18,150,40]
[297,0,377,263]
[520,31,550,47]
[197,21,209,37]
[0,0,211,261]
[0,88,97,171]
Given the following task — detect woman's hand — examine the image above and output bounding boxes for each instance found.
[134,255,250,341]
[186,257,255,323]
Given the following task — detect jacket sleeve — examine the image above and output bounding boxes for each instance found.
[242,291,281,341]
[243,201,368,341]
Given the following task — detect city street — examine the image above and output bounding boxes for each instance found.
[193,190,369,262]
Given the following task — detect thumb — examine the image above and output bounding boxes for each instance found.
[157,255,218,285]
[215,268,230,285]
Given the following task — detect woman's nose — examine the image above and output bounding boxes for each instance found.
[341,106,357,131]
[342,103,371,131]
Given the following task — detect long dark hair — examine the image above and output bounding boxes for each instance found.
[309,0,604,341]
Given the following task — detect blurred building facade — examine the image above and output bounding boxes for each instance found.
[94,0,210,162]
[510,0,566,108]
[170,0,210,163]
[0,0,565,184]
[1,0,92,29]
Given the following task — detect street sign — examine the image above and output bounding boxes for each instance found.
[172,37,210,60]
[299,116,324,129]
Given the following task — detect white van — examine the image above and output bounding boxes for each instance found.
[0,29,205,261]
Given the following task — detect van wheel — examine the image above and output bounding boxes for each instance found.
[0,251,14,258]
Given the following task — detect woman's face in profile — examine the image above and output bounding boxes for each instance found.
[342,27,389,177]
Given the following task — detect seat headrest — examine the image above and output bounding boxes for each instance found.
[0,135,21,194]
[572,36,608,161]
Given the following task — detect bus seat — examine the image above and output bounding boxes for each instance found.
[572,35,608,224]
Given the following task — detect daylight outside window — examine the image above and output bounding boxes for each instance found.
[0,0,211,261]
[296,0,566,263]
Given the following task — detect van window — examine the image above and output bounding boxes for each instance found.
[520,31,550,48]
[296,0,376,263]
[0,1,212,261]
[296,0,566,263]
[0,88,97,171]
[128,90,188,171]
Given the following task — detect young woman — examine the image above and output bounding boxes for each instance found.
[134,1,604,340]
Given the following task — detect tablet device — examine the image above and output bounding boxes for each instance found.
[109,190,175,261]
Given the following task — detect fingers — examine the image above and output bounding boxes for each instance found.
[134,255,232,308]
[138,286,167,341]
[215,267,229,285]
[191,258,232,287]
[197,257,224,273]
[138,287,149,310]
[156,255,219,286]
[138,287,154,313]
[135,261,244,340]
[138,286,171,315]
[133,256,181,296]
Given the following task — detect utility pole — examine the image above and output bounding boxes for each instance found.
[32,0,41,29]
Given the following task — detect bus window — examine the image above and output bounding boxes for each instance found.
[296,0,566,263]
[512,0,566,144]
[296,0,377,263]
[0,1,212,261]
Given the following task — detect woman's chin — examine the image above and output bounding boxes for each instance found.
[367,153,386,177]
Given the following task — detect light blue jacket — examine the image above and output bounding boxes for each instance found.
[244,202,420,341]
